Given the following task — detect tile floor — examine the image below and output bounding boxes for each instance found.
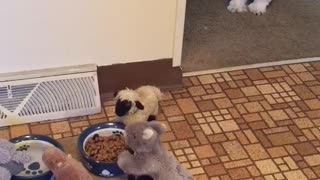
[3,61,320,179]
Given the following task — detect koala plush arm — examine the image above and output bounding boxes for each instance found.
[0,167,11,180]
[118,151,151,175]
[12,151,31,164]
[0,148,11,164]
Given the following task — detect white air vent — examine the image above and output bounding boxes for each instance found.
[0,64,101,127]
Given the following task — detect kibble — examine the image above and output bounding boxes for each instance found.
[85,134,126,162]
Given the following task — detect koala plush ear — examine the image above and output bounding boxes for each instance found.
[113,91,119,98]
[148,121,166,135]
[135,101,144,110]
[142,128,155,140]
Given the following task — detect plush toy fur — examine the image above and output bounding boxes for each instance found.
[118,121,192,180]
[0,139,31,180]
[114,85,162,126]
[42,147,93,180]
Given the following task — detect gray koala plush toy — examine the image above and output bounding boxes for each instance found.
[0,139,31,180]
[117,121,192,180]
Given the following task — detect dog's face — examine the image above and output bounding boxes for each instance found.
[115,99,132,116]
[114,90,144,117]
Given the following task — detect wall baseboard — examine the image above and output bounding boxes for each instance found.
[98,59,182,98]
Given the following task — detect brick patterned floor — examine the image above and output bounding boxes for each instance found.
[2,62,320,179]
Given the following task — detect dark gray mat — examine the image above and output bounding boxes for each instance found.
[182,0,320,72]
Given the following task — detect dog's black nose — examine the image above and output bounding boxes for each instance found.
[115,108,127,116]
[115,100,132,116]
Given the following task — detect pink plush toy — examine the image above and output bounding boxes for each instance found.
[42,147,93,180]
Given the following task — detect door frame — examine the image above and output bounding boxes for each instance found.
[172,0,187,67]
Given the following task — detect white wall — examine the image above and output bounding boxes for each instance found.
[0,0,178,73]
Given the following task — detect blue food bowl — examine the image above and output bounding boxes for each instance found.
[78,122,126,177]
[10,135,64,180]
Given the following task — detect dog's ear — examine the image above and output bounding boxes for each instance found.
[114,91,119,98]
[135,101,144,110]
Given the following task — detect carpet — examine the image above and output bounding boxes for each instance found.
[182,0,320,72]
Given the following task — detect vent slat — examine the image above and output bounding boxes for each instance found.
[86,79,94,107]
[58,80,72,110]
[38,85,55,113]
[36,86,50,113]
[76,78,88,109]
[84,77,96,107]
[0,99,25,104]
[28,96,41,115]
[18,75,99,115]
[78,77,90,108]
[13,84,37,88]
[0,84,36,112]
[24,102,34,116]
[0,94,30,98]
[63,79,77,110]
[32,88,47,114]
[56,80,70,111]
[46,81,65,112]
[81,77,91,107]
[70,79,83,109]
[3,73,100,126]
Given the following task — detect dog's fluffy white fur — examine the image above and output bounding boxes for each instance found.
[228,0,272,15]
[115,85,162,126]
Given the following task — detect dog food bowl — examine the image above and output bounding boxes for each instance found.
[78,122,126,177]
[10,135,64,180]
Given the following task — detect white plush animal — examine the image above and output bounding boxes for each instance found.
[228,0,272,15]
[114,85,162,126]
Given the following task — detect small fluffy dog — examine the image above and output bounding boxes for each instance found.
[114,85,162,126]
[228,0,272,15]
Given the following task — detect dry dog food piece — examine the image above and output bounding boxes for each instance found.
[85,134,126,162]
